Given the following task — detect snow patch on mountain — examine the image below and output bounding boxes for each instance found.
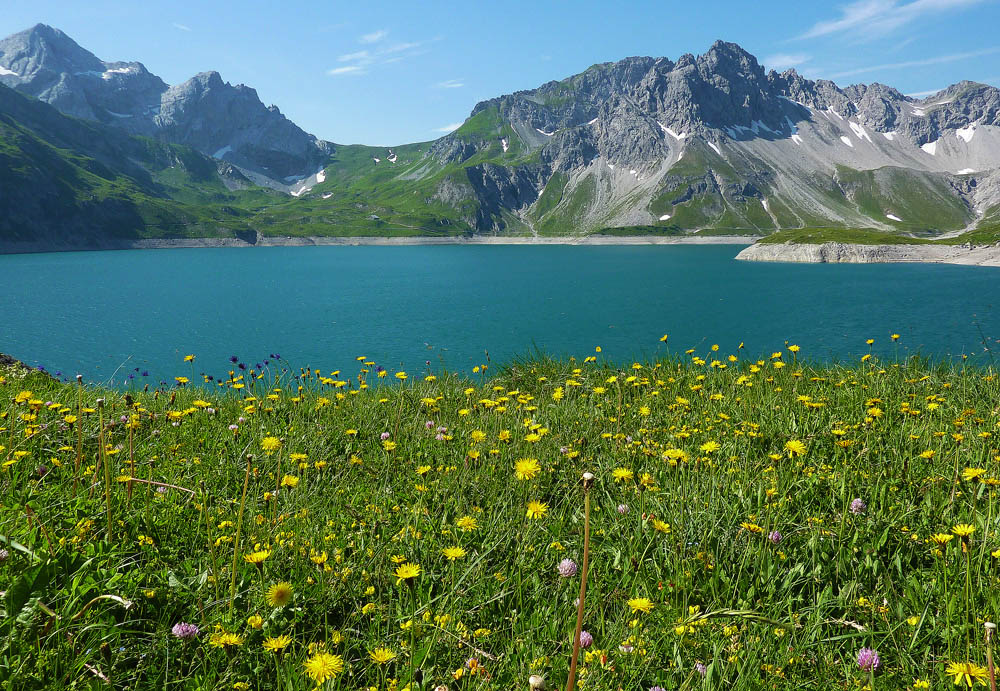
[0,65,17,76]
[956,125,976,143]
[840,136,854,148]
[659,122,686,140]
[886,214,902,222]
[921,141,938,155]
[848,121,871,142]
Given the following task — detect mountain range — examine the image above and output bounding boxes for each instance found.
[1,23,999,251]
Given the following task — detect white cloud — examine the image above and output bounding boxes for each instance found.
[799,0,985,40]
[359,29,388,44]
[385,42,421,53]
[338,50,369,62]
[435,79,464,88]
[329,34,429,77]
[763,53,811,70]
[828,46,1000,79]
[172,22,191,32]
[434,122,464,133]
[328,65,365,76]
[906,87,946,97]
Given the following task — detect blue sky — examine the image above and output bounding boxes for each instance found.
[3,0,999,145]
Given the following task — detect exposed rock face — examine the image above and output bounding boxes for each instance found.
[0,24,329,182]
[419,39,1000,234]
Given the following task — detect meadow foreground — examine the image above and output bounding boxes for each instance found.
[1,343,999,690]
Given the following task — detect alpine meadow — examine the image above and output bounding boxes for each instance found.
[3,2,1000,690]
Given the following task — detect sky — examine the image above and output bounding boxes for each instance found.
[2,0,999,145]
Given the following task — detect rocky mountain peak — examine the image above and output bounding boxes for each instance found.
[698,40,765,82]
[0,23,105,75]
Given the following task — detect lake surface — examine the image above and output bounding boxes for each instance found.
[1,245,999,385]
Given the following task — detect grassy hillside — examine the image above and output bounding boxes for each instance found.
[2,342,999,689]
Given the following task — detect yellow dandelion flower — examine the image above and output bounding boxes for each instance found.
[394,562,421,585]
[945,661,989,688]
[627,597,654,614]
[263,634,291,654]
[526,500,548,519]
[368,647,397,665]
[784,440,807,457]
[265,582,293,607]
[303,652,345,684]
[515,457,541,480]
[442,546,467,560]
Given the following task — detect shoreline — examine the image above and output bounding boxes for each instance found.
[0,234,758,255]
[736,241,1000,266]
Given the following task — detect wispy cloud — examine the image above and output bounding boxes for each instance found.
[435,79,464,89]
[327,65,365,76]
[906,87,946,97]
[338,50,369,62]
[799,0,985,40]
[828,46,1000,79]
[763,53,811,70]
[328,33,430,77]
[434,122,464,133]
[172,22,191,32]
[359,29,388,44]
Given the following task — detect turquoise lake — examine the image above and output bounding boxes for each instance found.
[1,244,999,385]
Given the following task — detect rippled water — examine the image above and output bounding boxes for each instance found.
[1,245,998,385]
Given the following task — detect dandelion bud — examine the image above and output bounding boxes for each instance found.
[582,471,595,489]
[529,674,545,690]
[987,621,996,641]
[76,374,83,383]
[96,398,105,408]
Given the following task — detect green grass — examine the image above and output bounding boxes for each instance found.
[3,342,1000,690]
[758,228,933,245]
[593,225,684,236]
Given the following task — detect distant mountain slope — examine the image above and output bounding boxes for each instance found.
[0,81,283,247]
[1,29,999,249]
[0,24,330,185]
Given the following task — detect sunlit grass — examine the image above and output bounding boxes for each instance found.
[2,340,999,690]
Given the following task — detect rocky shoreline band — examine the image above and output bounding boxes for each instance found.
[736,241,1000,266]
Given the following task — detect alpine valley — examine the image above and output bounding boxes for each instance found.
[2,23,1000,253]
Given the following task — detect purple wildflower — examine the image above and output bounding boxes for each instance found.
[768,530,782,544]
[380,432,391,441]
[0,548,9,563]
[850,498,867,515]
[171,622,200,639]
[695,662,708,677]
[618,504,629,515]
[425,420,435,429]
[649,687,667,691]
[558,558,578,578]
[857,647,880,672]
[578,630,593,648]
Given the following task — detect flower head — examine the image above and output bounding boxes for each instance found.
[857,647,880,672]
[171,622,200,639]
[515,457,541,480]
[442,546,467,561]
[395,562,421,585]
[263,634,291,654]
[850,498,866,515]
[266,582,293,607]
[526,500,548,519]
[627,597,654,614]
[303,651,345,684]
[369,646,397,665]
[945,661,989,687]
[578,630,593,647]
[558,558,578,578]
